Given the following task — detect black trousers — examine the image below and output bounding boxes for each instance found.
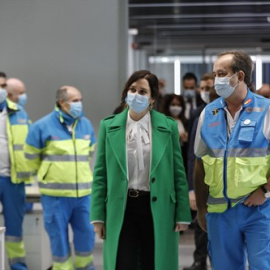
[116,192,154,270]
[194,218,208,264]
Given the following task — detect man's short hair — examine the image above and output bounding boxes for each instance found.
[201,73,214,81]
[56,88,68,104]
[218,50,253,85]
[182,72,198,85]
[0,72,7,78]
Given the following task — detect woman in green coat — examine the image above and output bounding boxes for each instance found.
[91,70,191,270]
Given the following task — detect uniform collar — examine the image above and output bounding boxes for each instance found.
[54,106,77,125]
[216,88,253,109]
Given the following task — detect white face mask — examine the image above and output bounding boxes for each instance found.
[200,91,210,104]
[214,73,238,99]
[169,105,182,116]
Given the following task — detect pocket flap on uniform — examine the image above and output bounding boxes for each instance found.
[238,120,256,143]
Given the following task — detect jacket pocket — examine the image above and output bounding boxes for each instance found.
[202,156,223,187]
[235,157,268,187]
[38,162,52,181]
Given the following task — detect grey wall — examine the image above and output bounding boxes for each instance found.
[0,0,128,132]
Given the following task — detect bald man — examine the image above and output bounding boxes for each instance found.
[6,78,28,107]
[0,75,33,269]
[25,86,96,270]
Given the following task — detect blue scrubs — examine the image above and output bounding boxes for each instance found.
[0,176,27,270]
[207,200,270,270]
[41,194,95,269]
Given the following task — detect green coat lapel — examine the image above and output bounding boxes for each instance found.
[151,110,171,177]
[107,109,128,179]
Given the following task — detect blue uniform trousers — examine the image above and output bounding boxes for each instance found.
[0,176,27,270]
[41,195,95,270]
[207,200,270,270]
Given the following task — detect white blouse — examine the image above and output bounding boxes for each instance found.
[126,111,151,191]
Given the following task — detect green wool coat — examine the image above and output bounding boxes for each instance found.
[90,109,191,270]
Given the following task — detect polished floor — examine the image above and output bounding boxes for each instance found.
[93,228,212,270]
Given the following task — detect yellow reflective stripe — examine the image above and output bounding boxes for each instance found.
[13,144,24,151]
[39,182,92,190]
[41,154,89,162]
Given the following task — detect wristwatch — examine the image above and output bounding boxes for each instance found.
[260,185,270,198]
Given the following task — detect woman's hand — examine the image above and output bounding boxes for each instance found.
[175,223,188,232]
[93,222,106,239]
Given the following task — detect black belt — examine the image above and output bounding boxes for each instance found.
[128,189,150,198]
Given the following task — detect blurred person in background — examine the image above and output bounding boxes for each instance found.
[162,93,189,172]
[182,72,203,120]
[257,83,270,98]
[0,72,7,88]
[184,73,218,270]
[154,78,167,112]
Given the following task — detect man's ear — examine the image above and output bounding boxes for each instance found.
[238,70,245,82]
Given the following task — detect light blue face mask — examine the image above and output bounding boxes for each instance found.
[183,89,196,100]
[68,101,83,118]
[214,73,238,99]
[18,93,27,107]
[0,88,7,104]
[125,93,149,113]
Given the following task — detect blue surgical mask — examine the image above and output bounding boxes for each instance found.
[125,93,149,113]
[183,89,195,100]
[68,101,83,119]
[214,73,238,99]
[0,88,7,104]
[18,93,27,107]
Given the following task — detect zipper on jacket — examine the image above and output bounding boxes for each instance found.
[72,120,79,198]
[223,113,230,209]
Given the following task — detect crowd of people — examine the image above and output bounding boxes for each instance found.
[1,49,270,270]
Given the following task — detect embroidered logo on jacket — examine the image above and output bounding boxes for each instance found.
[212,108,219,116]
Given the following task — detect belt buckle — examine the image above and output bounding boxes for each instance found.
[129,189,139,198]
